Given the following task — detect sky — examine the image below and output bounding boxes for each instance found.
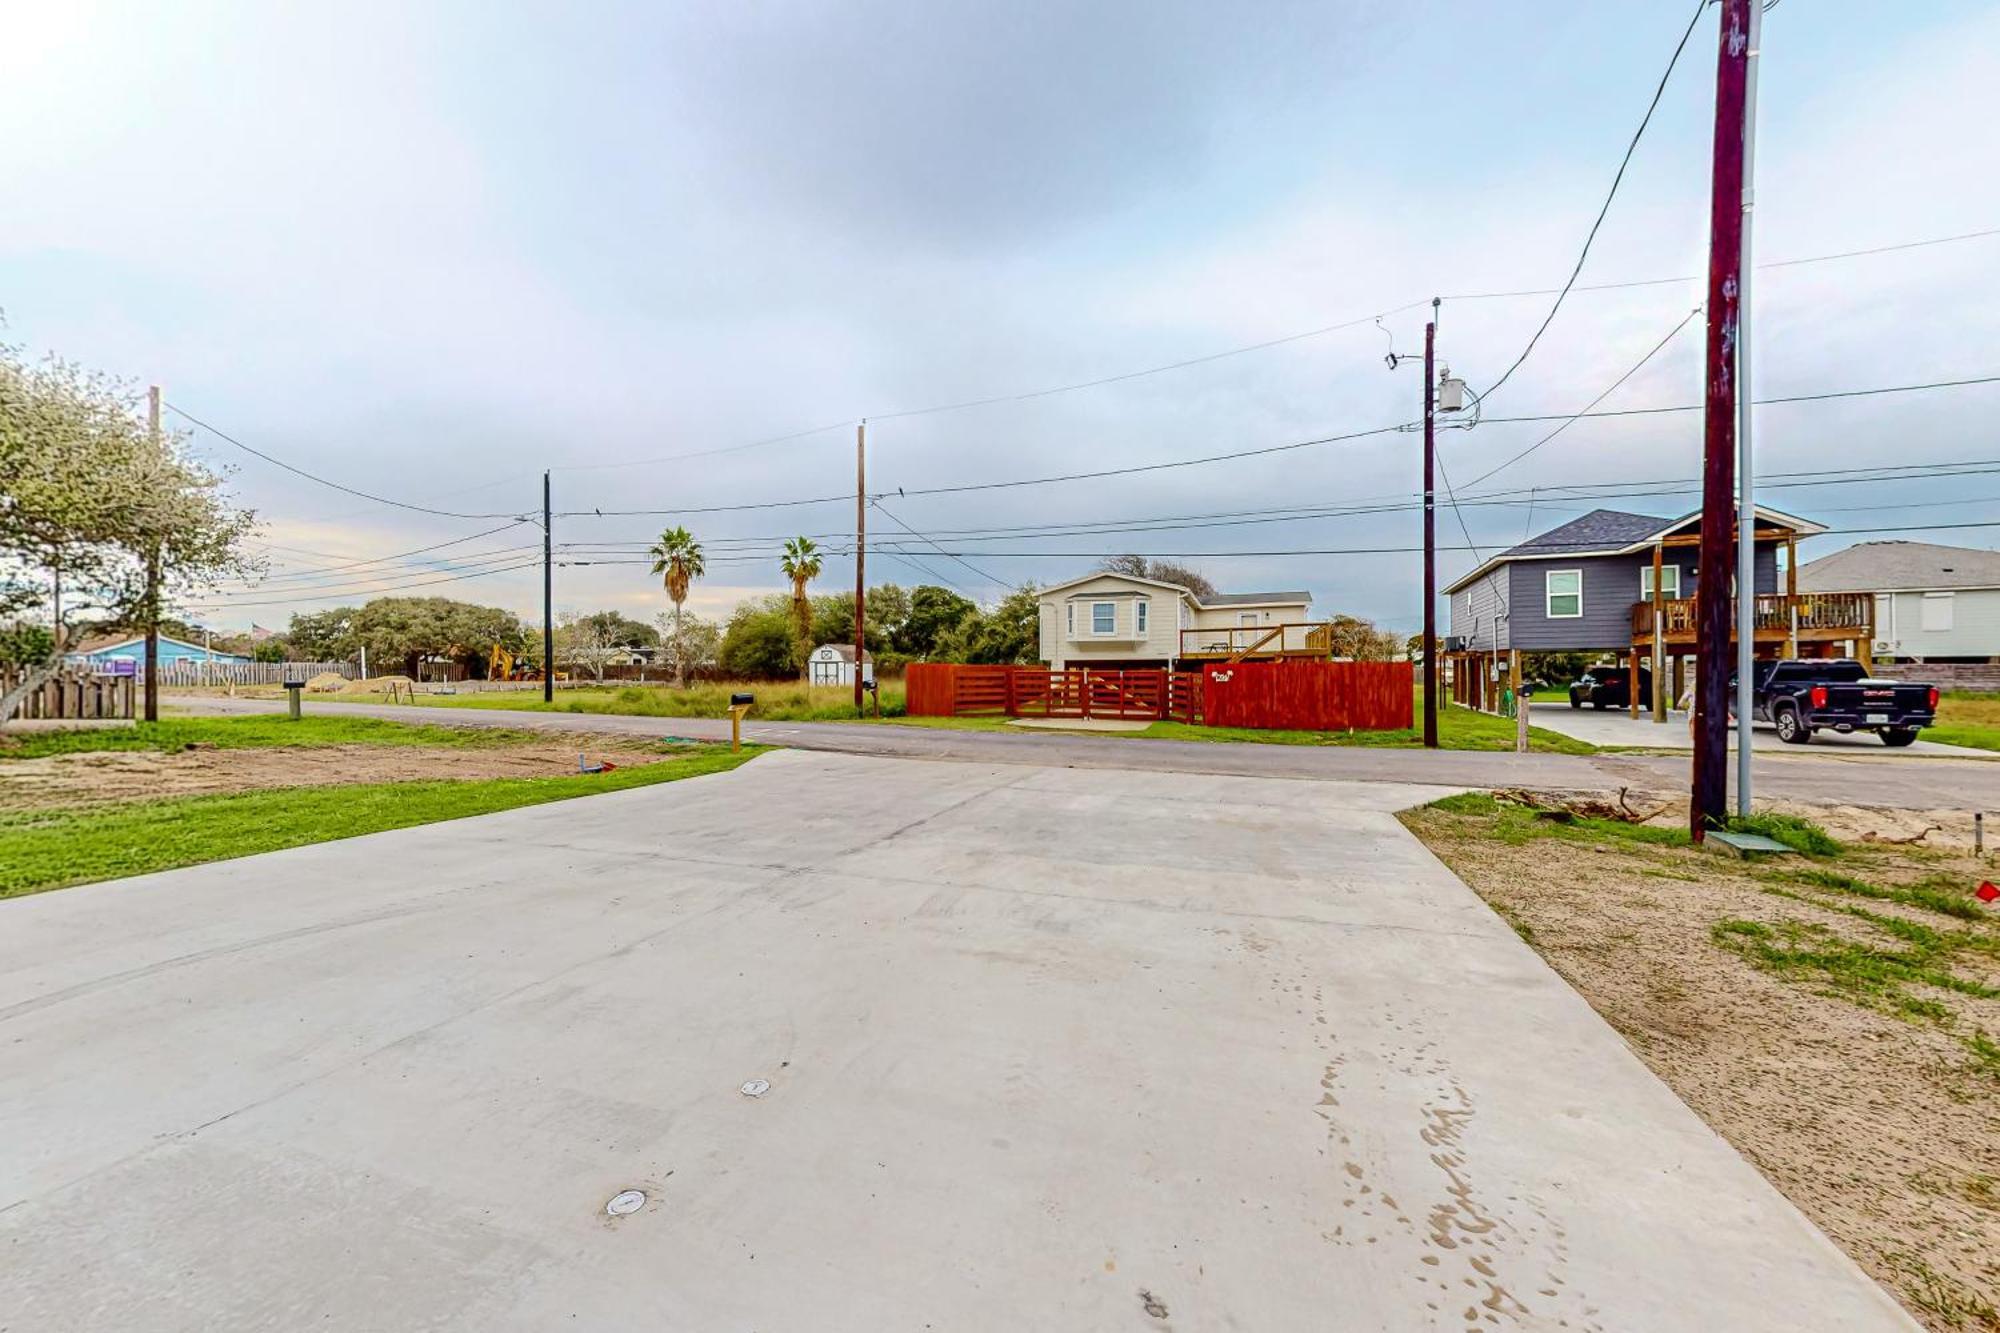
[3,0,1997,637]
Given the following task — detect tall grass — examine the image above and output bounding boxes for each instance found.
[325,678,907,722]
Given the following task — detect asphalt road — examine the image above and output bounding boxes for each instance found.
[0,751,1916,1329]
[179,694,2000,812]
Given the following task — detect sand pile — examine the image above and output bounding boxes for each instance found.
[303,672,349,693]
[340,674,416,694]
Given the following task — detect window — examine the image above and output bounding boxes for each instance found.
[1545,569,1583,618]
[1092,602,1116,635]
[1066,603,1074,636]
[1136,601,1149,634]
[1922,591,1955,632]
[1239,612,1258,627]
[1639,565,1681,600]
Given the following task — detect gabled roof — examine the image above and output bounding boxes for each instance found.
[67,632,244,658]
[1798,540,2000,593]
[1036,571,1310,609]
[1444,504,1826,595]
[811,643,874,662]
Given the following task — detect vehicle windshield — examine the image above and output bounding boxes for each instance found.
[1816,661,1869,683]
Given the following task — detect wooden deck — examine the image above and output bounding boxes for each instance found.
[1177,622,1335,663]
[1629,592,1871,651]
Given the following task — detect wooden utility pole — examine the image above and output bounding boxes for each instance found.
[1421,310,1438,749]
[143,386,162,724]
[542,471,554,703]
[854,421,867,714]
[1693,0,1752,839]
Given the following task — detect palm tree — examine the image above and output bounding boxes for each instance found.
[780,536,822,683]
[648,526,706,688]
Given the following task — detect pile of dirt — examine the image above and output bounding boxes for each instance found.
[0,734,686,810]
[303,672,349,693]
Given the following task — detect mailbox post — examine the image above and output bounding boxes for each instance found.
[283,678,305,721]
[729,692,754,753]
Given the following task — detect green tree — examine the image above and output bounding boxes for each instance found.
[647,526,705,688]
[809,583,904,655]
[935,584,1040,664]
[898,585,976,658]
[348,597,526,679]
[718,595,797,678]
[779,536,822,683]
[653,610,721,678]
[286,607,359,660]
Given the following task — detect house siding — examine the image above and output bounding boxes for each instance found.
[1872,588,2000,661]
[1449,573,1511,652]
[1038,574,1187,668]
[1503,546,1775,651]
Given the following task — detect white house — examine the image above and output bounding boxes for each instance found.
[1035,572,1313,671]
[1799,540,2000,663]
[807,643,874,686]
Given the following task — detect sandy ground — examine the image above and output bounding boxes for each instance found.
[0,735,686,810]
[1404,797,2000,1332]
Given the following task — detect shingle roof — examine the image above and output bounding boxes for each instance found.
[1798,540,2000,593]
[812,643,873,662]
[1500,509,1668,557]
[1201,590,1311,607]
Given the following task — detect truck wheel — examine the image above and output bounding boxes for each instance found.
[1569,694,1582,710]
[1774,706,1810,744]
[1880,728,1919,747]
[1593,699,1608,710]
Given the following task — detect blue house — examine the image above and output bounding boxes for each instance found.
[66,633,252,674]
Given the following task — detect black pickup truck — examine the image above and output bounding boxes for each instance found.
[1746,659,1938,746]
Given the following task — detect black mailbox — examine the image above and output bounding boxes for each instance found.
[730,692,755,707]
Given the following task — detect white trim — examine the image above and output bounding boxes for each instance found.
[1639,564,1681,601]
[1090,601,1117,636]
[1545,568,1584,619]
[1135,599,1149,634]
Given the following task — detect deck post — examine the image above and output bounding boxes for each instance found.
[1785,532,1799,658]
[1651,544,1667,721]
[1507,649,1522,726]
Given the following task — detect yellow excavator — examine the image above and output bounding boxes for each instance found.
[488,644,566,682]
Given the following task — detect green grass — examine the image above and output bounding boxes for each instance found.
[1917,690,2000,753]
[1729,811,1843,856]
[1779,867,1985,921]
[316,680,906,722]
[0,746,763,899]
[0,714,537,760]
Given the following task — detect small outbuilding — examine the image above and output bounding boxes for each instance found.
[807,643,874,687]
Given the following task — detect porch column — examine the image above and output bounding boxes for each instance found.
[1508,649,1521,719]
[1652,543,1667,721]
[1785,531,1799,658]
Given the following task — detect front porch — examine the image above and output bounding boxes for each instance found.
[1629,591,1875,655]
[1178,622,1335,663]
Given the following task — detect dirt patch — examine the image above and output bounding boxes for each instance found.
[0,735,686,810]
[1403,796,2000,1332]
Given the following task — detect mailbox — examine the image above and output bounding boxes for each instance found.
[730,692,755,707]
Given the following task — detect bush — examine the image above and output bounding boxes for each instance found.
[0,623,56,668]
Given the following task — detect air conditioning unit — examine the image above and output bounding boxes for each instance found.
[1444,635,1469,652]
[1872,640,1894,656]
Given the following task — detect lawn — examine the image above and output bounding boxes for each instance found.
[0,745,762,899]
[1918,691,2000,753]
[310,679,905,722]
[0,714,537,760]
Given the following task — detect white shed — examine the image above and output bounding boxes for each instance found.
[807,643,874,686]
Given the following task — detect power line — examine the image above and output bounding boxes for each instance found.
[167,404,527,521]
[214,545,544,593]
[182,558,544,610]
[228,521,533,583]
[869,499,1013,588]
[1473,0,1710,404]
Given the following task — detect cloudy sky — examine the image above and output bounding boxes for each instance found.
[3,0,1997,636]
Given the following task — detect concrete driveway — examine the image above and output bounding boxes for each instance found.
[1526,702,1987,757]
[0,751,1913,1329]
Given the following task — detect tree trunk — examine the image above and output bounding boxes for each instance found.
[142,543,160,723]
[673,600,686,688]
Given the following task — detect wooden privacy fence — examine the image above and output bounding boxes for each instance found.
[143,659,357,688]
[2,666,137,722]
[905,660,1412,731]
[906,664,1202,723]
[1201,660,1413,732]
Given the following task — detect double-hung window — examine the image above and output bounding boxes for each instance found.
[1639,565,1680,601]
[1135,601,1149,635]
[1092,602,1116,635]
[1066,603,1074,636]
[1545,569,1583,619]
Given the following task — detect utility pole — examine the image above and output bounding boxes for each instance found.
[1734,0,1764,818]
[542,471,554,704]
[1693,0,1752,839]
[144,385,162,724]
[1422,305,1438,749]
[854,420,867,714]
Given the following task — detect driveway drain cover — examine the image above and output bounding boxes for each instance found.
[740,1079,771,1098]
[605,1190,647,1216]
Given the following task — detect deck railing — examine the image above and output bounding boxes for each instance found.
[1629,591,1871,640]
[1177,622,1334,661]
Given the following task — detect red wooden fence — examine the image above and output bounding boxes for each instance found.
[904,661,1409,731]
[1201,660,1412,731]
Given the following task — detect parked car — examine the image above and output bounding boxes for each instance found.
[1746,658,1938,746]
[1567,666,1652,710]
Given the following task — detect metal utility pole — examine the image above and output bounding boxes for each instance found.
[144,385,162,724]
[1422,308,1439,749]
[853,420,867,714]
[1734,0,1764,818]
[1693,0,1752,839]
[542,471,554,703]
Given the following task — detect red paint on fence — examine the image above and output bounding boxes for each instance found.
[1202,660,1413,732]
[903,661,1407,731]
